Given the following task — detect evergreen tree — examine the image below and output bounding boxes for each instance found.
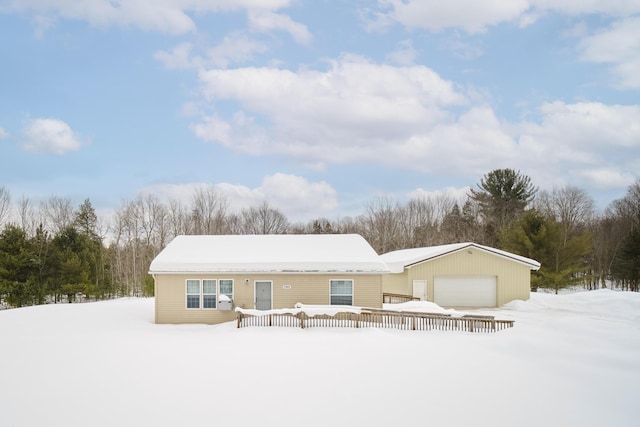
[440,203,464,242]
[73,199,112,299]
[611,217,640,291]
[31,224,53,304]
[51,226,96,302]
[469,169,537,244]
[501,210,592,293]
[74,198,98,239]
[0,225,36,307]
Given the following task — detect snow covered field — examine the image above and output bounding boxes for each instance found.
[1,290,639,427]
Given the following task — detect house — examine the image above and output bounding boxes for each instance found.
[380,242,540,307]
[148,234,389,324]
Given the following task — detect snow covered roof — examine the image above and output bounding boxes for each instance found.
[380,242,541,273]
[149,234,390,274]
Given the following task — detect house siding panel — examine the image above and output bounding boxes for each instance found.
[155,273,383,324]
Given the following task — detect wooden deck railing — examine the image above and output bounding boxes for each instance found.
[383,292,420,304]
[236,309,514,333]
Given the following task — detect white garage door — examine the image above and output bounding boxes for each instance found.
[434,276,497,307]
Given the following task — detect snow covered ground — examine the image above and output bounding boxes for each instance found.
[1,290,639,427]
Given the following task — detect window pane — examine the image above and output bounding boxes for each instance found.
[187,295,200,308]
[203,279,216,294]
[331,295,352,305]
[330,280,352,294]
[203,295,216,309]
[186,280,200,294]
[219,280,233,297]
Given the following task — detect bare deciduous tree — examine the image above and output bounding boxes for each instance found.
[0,185,11,227]
[168,198,192,238]
[191,186,229,235]
[536,186,595,244]
[41,196,74,234]
[361,196,402,254]
[240,201,289,234]
[17,196,38,236]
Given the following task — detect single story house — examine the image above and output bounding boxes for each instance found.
[380,242,541,307]
[148,234,389,324]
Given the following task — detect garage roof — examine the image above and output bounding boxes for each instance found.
[380,242,541,273]
[149,234,390,274]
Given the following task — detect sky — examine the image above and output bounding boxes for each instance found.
[1,290,639,426]
[1,1,639,223]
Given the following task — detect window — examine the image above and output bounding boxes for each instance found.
[185,278,233,310]
[186,279,201,309]
[219,279,233,300]
[330,279,353,305]
[203,279,217,309]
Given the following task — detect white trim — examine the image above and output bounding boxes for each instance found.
[254,280,273,310]
[202,279,217,310]
[185,279,201,310]
[152,270,383,275]
[381,242,540,273]
[185,278,235,310]
[329,278,354,306]
[219,279,234,303]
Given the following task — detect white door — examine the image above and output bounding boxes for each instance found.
[433,276,497,307]
[412,280,427,301]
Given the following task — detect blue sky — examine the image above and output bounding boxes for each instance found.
[1,0,639,223]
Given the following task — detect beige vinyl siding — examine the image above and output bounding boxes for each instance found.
[381,247,531,306]
[380,271,408,295]
[154,273,383,324]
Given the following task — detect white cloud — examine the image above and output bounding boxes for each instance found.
[0,127,8,138]
[154,42,201,69]
[21,118,86,155]
[520,101,640,151]
[515,101,640,191]
[530,0,640,16]
[248,10,312,45]
[140,173,338,221]
[194,55,469,169]
[206,34,269,68]
[409,186,471,204]
[258,173,338,218]
[372,0,640,34]
[386,39,419,65]
[439,34,484,60]
[577,168,636,190]
[7,0,294,35]
[190,54,639,196]
[578,16,640,89]
[561,21,589,39]
[155,35,268,71]
[375,0,530,34]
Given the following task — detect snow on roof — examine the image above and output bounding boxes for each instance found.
[380,242,541,273]
[149,234,390,274]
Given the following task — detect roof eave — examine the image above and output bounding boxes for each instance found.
[395,243,541,271]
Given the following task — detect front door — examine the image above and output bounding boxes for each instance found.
[412,280,427,301]
[255,281,272,310]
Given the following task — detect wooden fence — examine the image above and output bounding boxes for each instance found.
[383,292,420,304]
[236,309,514,333]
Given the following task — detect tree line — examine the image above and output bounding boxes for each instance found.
[0,169,638,307]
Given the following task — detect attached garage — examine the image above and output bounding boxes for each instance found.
[380,243,540,308]
[433,276,497,307]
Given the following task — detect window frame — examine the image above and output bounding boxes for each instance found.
[219,279,234,302]
[202,279,217,310]
[185,278,234,310]
[329,279,354,306]
[186,279,201,310]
